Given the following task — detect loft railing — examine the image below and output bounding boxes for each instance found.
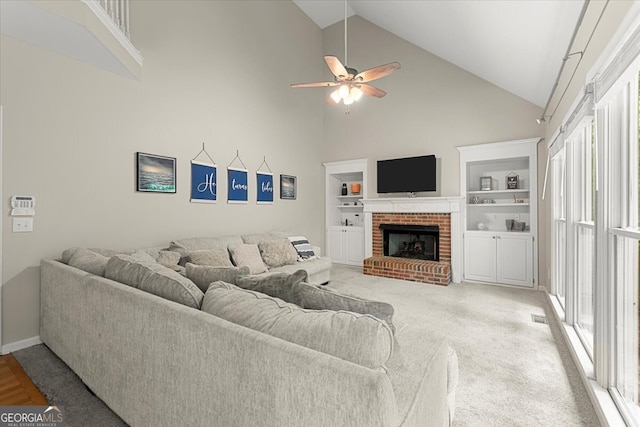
[85,0,131,39]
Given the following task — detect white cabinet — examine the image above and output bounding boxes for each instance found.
[464,232,533,287]
[323,159,368,266]
[458,138,539,288]
[327,226,364,266]
[463,233,497,283]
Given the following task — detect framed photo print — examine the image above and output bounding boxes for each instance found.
[506,172,519,189]
[136,152,176,193]
[480,176,492,191]
[280,175,296,200]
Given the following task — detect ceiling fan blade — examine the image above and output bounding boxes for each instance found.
[355,62,401,83]
[290,81,339,88]
[359,84,387,98]
[324,55,349,79]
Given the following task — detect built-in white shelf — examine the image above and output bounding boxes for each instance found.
[323,159,368,266]
[458,137,540,288]
[469,203,530,207]
[468,189,529,195]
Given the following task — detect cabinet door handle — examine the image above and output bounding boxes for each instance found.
[492,236,496,239]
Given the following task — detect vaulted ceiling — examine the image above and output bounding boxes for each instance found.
[293,0,586,108]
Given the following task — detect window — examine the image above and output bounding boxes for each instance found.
[547,10,640,425]
[552,148,567,306]
[598,66,639,421]
[570,121,596,355]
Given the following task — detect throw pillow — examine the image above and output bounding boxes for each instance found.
[201,282,394,369]
[67,248,109,276]
[258,238,298,268]
[228,243,268,274]
[298,283,395,331]
[155,250,182,266]
[184,249,233,267]
[235,270,308,306]
[185,263,251,292]
[288,236,316,260]
[105,254,204,309]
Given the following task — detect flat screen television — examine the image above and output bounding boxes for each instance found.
[377,155,437,193]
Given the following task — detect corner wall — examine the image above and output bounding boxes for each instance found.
[0,1,324,346]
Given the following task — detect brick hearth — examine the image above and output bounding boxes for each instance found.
[364,212,452,286]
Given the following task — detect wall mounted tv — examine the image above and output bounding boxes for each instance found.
[377,154,437,193]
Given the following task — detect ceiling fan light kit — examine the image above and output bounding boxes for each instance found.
[290,0,400,109]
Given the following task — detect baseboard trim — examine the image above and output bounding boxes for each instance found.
[2,336,42,355]
[543,289,625,427]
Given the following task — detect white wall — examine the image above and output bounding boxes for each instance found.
[321,16,544,197]
[0,1,324,346]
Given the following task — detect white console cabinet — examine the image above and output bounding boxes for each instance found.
[323,159,367,266]
[464,231,533,286]
[327,226,365,265]
[458,138,539,288]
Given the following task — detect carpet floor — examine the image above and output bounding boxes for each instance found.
[13,265,599,426]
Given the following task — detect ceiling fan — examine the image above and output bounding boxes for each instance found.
[290,0,400,107]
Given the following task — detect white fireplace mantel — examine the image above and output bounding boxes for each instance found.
[361,197,463,214]
[361,197,464,283]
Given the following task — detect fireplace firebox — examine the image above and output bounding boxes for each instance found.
[380,224,439,261]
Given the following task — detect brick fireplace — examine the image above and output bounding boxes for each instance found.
[361,197,463,286]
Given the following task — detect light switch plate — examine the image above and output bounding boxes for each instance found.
[13,217,33,232]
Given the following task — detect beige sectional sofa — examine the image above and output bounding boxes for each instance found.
[40,232,458,427]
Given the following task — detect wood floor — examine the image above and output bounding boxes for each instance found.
[0,353,47,405]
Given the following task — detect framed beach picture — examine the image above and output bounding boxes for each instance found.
[280,174,296,200]
[136,152,176,193]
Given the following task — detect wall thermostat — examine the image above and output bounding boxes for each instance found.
[11,195,36,216]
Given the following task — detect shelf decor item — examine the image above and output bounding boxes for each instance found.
[341,183,348,195]
[506,172,519,189]
[280,175,297,200]
[480,176,492,191]
[136,152,176,193]
[350,183,361,195]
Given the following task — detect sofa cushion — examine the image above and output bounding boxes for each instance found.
[236,270,307,306]
[258,238,298,268]
[201,282,394,369]
[228,243,268,274]
[184,249,233,267]
[170,235,244,252]
[288,236,316,260]
[155,250,181,266]
[105,254,203,309]
[241,232,286,244]
[185,263,251,292]
[67,248,109,276]
[270,256,331,278]
[169,235,243,265]
[298,283,395,330]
